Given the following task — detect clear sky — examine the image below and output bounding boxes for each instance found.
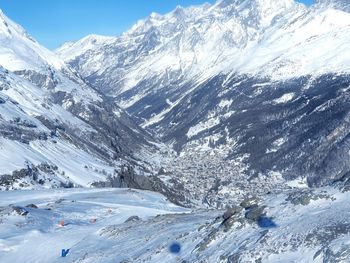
[0,0,314,50]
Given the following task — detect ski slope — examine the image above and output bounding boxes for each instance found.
[0,188,188,263]
[1,186,350,262]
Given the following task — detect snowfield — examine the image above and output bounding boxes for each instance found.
[0,188,188,263]
[1,186,350,262]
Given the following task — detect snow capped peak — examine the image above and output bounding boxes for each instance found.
[66,34,117,49]
[55,34,116,62]
[125,0,295,40]
[0,8,28,38]
[316,0,350,11]
[0,10,67,72]
[173,5,185,13]
[215,0,294,9]
[253,0,295,9]
[213,0,296,27]
[0,9,6,19]
[58,0,350,100]
[80,33,115,43]
[149,12,161,19]
[56,34,113,52]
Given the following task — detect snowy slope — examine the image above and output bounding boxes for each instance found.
[0,10,65,72]
[1,186,350,262]
[0,67,117,189]
[0,11,167,191]
[0,9,105,113]
[0,188,187,263]
[57,0,350,101]
[66,186,350,263]
[317,0,350,12]
[55,0,350,193]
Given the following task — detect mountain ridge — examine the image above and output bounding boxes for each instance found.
[0,9,169,191]
[55,0,350,199]
[56,0,350,102]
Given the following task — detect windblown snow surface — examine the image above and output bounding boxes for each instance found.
[1,186,350,262]
[0,189,187,263]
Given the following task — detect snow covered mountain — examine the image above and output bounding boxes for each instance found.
[0,10,168,191]
[1,1,350,262]
[57,0,350,195]
[317,0,350,11]
[56,0,350,100]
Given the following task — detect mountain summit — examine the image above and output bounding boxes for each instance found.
[316,0,350,11]
[56,0,350,114]
[56,0,350,192]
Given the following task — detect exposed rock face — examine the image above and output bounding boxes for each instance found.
[124,216,141,223]
[14,69,58,90]
[286,189,332,206]
[240,197,260,209]
[245,205,266,221]
[25,204,38,209]
[11,206,28,216]
[223,206,242,220]
[0,163,73,190]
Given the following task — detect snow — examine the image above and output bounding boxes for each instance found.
[218,99,233,108]
[0,9,156,189]
[0,11,102,107]
[0,66,120,189]
[266,138,287,153]
[0,71,95,130]
[0,188,188,263]
[0,11,65,72]
[56,0,350,108]
[273,93,295,104]
[1,186,349,262]
[0,137,115,187]
[1,3,350,262]
[55,34,116,62]
[285,177,309,188]
[186,117,220,139]
[142,96,184,128]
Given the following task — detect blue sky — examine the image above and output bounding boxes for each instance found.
[0,0,314,49]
